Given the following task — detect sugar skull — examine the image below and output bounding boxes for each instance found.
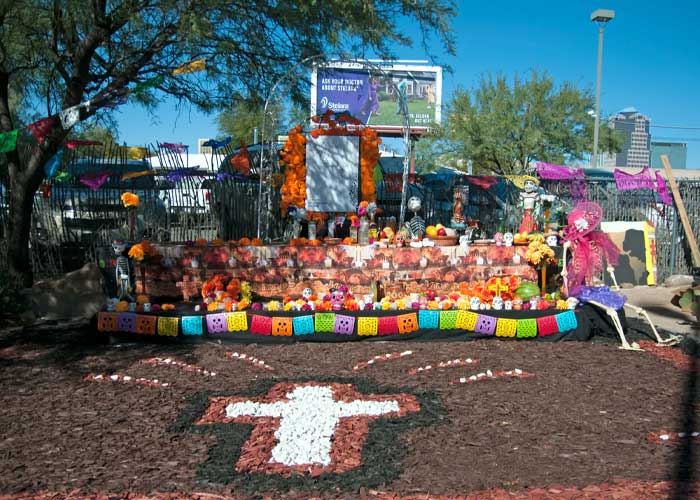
[494,232,504,246]
[470,296,481,311]
[567,297,579,310]
[504,300,513,310]
[513,298,523,311]
[302,287,313,300]
[492,296,504,310]
[459,234,471,247]
[330,289,345,311]
[546,234,559,247]
[503,232,514,247]
[529,296,540,309]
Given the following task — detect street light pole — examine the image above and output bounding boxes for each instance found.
[590,9,615,168]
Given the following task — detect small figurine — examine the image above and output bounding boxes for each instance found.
[492,296,504,310]
[470,296,481,311]
[330,289,345,312]
[450,186,467,228]
[567,297,579,310]
[518,176,541,234]
[546,232,559,247]
[112,239,134,301]
[504,300,513,311]
[406,196,426,239]
[459,234,471,247]
[503,232,514,247]
[494,232,504,246]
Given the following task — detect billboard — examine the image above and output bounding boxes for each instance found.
[311,61,442,134]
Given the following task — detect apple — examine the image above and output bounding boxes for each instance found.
[435,223,444,230]
[437,228,447,236]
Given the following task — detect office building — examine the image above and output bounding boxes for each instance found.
[651,141,687,169]
[603,107,651,168]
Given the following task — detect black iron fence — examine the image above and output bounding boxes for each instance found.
[2,169,700,283]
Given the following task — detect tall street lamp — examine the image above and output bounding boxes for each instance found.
[591,8,615,168]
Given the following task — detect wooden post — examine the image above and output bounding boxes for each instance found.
[661,155,700,266]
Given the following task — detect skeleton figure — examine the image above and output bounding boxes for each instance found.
[112,239,134,301]
[406,196,426,239]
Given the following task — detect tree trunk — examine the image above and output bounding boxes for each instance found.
[6,153,50,288]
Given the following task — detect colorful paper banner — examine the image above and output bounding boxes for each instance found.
[28,116,57,142]
[0,129,18,153]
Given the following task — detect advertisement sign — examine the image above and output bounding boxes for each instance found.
[311,62,442,134]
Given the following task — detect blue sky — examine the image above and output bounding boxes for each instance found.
[114,0,700,168]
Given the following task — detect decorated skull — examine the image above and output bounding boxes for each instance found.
[112,239,127,255]
[470,296,481,311]
[407,196,422,213]
[330,289,345,311]
[546,234,559,247]
[503,232,514,247]
[492,296,504,310]
[302,287,313,300]
[494,232,504,246]
[567,297,579,310]
[459,234,471,247]
[504,300,513,310]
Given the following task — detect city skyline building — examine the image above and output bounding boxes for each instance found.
[651,141,687,169]
[603,107,651,168]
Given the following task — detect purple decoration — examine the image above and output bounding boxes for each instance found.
[160,142,188,153]
[571,285,626,310]
[165,167,199,183]
[206,313,228,333]
[656,171,673,205]
[535,162,585,180]
[614,167,655,191]
[474,314,496,335]
[118,312,136,332]
[333,314,355,335]
[79,171,111,191]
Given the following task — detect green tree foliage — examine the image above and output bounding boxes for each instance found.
[0,0,456,286]
[217,100,307,145]
[418,71,622,175]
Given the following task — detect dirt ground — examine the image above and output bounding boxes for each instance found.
[0,323,698,499]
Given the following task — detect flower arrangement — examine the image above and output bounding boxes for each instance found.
[121,192,139,208]
[279,112,380,216]
[128,240,159,263]
[525,240,556,267]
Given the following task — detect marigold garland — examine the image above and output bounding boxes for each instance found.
[279,112,380,216]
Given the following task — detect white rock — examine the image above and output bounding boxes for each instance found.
[660,434,670,440]
[459,377,466,383]
[514,368,523,374]
[110,375,119,381]
[123,376,132,381]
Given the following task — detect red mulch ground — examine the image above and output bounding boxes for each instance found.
[0,326,698,499]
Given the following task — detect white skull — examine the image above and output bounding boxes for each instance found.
[503,232,514,246]
[546,235,558,247]
[302,287,313,300]
[407,196,422,213]
[574,217,589,232]
[504,300,513,310]
[459,235,471,247]
[112,240,127,255]
[492,296,504,310]
[523,179,538,193]
[529,296,540,308]
[567,297,579,310]
[143,303,151,312]
[470,297,481,310]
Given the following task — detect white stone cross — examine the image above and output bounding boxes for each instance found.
[225,385,401,466]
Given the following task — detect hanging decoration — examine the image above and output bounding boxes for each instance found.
[43,148,64,178]
[132,75,165,96]
[160,142,188,153]
[121,170,154,181]
[58,100,90,130]
[54,171,72,183]
[79,171,111,191]
[465,176,498,190]
[203,136,232,150]
[614,167,655,191]
[0,129,18,153]
[66,140,102,149]
[535,162,587,201]
[172,59,206,75]
[655,171,673,205]
[28,116,57,142]
[165,167,200,183]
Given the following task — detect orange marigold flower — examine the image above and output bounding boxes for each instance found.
[128,244,145,261]
[238,237,251,246]
[121,192,139,208]
[251,238,263,246]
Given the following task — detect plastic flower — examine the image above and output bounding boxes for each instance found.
[121,192,139,208]
[267,300,280,311]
